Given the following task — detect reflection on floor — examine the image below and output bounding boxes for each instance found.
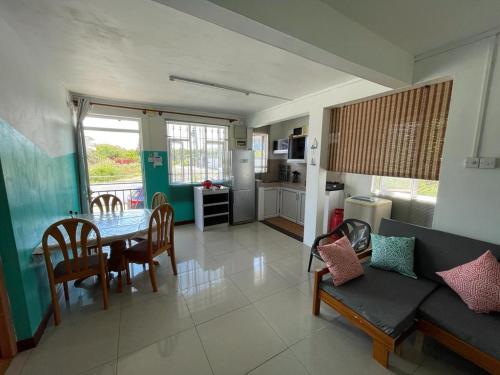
[6,222,486,375]
[261,217,304,242]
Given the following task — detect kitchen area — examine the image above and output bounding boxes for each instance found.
[254,116,344,241]
[193,115,347,242]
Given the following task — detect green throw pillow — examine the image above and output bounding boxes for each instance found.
[370,233,417,279]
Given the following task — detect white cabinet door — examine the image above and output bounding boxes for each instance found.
[280,189,299,222]
[298,192,306,225]
[263,188,280,218]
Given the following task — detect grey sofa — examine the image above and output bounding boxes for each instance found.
[312,218,500,373]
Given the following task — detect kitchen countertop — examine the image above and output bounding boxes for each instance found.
[255,180,306,191]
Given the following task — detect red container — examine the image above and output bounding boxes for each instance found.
[329,208,344,231]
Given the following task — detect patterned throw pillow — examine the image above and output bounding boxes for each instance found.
[436,250,500,313]
[370,233,417,279]
[317,236,364,286]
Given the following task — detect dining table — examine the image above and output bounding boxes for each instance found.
[33,208,153,255]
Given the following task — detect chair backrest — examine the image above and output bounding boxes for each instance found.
[313,218,371,251]
[42,218,103,279]
[147,203,174,256]
[151,192,168,209]
[337,219,371,251]
[90,194,123,213]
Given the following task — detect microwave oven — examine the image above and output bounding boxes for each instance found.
[288,135,307,163]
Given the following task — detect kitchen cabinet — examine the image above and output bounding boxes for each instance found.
[258,187,280,220]
[298,192,306,225]
[280,188,299,222]
[257,185,306,225]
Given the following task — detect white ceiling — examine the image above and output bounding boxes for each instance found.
[0,0,355,116]
[321,0,500,55]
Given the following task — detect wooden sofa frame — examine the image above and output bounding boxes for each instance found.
[312,250,500,373]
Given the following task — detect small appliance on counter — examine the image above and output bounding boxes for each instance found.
[326,181,345,191]
[292,171,300,183]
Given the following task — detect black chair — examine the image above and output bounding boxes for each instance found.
[307,219,371,272]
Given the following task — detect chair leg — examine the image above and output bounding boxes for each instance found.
[307,252,313,272]
[125,259,131,285]
[117,270,123,293]
[50,283,61,326]
[372,340,389,368]
[148,260,158,292]
[99,262,109,310]
[63,282,69,301]
[169,246,177,276]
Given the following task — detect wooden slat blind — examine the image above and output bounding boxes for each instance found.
[328,80,453,180]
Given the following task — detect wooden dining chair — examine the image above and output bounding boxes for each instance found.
[42,218,109,325]
[90,194,123,213]
[151,192,168,209]
[124,203,177,292]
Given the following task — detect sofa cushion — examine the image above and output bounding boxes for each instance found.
[378,219,500,285]
[370,233,417,279]
[319,264,438,337]
[436,250,500,313]
[318,236,364,286]
[418,286,500,359]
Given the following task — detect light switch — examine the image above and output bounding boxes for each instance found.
[464,157,479,168]
[479,157,496,169]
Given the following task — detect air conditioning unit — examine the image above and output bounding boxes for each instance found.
[344,196,392,233]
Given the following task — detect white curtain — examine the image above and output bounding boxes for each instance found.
[75,98,92,213]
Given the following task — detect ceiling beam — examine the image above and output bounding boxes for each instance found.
[154,0,413,88]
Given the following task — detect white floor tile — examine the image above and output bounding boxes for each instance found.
[118,294,193,356]
[117,328,212,375]
[254,287,333,345]
[197,305,286,375]
[20,307,120,375]
[79,360,116,375]
[248,349,309,375]
[229,265,293,302]
[182,278,250,324]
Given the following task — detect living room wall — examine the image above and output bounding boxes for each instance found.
[0,16,80,340]
[414,36,500,244]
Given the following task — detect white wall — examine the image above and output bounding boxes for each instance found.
[414,37,500,244]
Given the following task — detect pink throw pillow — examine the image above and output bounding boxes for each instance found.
[317,236,364,286]
[436,250,500,313]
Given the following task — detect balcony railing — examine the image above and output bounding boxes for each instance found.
[90,183,144,210]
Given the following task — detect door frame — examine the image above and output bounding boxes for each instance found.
[0,261,16,359]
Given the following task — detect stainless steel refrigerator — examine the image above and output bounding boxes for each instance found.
[229,150,255,224]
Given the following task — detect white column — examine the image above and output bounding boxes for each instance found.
[303,107,330,246]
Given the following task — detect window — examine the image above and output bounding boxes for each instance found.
[166,120,228,184]
[83,116,143,209]
[372,176,439,202]
[253,132,268,173]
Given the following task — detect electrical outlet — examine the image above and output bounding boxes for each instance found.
[464,157,479,168]
[479,157,496,169]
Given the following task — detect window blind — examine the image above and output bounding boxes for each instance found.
[328,80,453,180]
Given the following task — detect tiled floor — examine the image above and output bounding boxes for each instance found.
[6,222,486,375]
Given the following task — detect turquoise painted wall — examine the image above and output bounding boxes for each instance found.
[141,151,194,222]
[0,120,80,340]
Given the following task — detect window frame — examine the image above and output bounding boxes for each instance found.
[166,120,229,185]
[371,176,439,203]
[253,132,269,174]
